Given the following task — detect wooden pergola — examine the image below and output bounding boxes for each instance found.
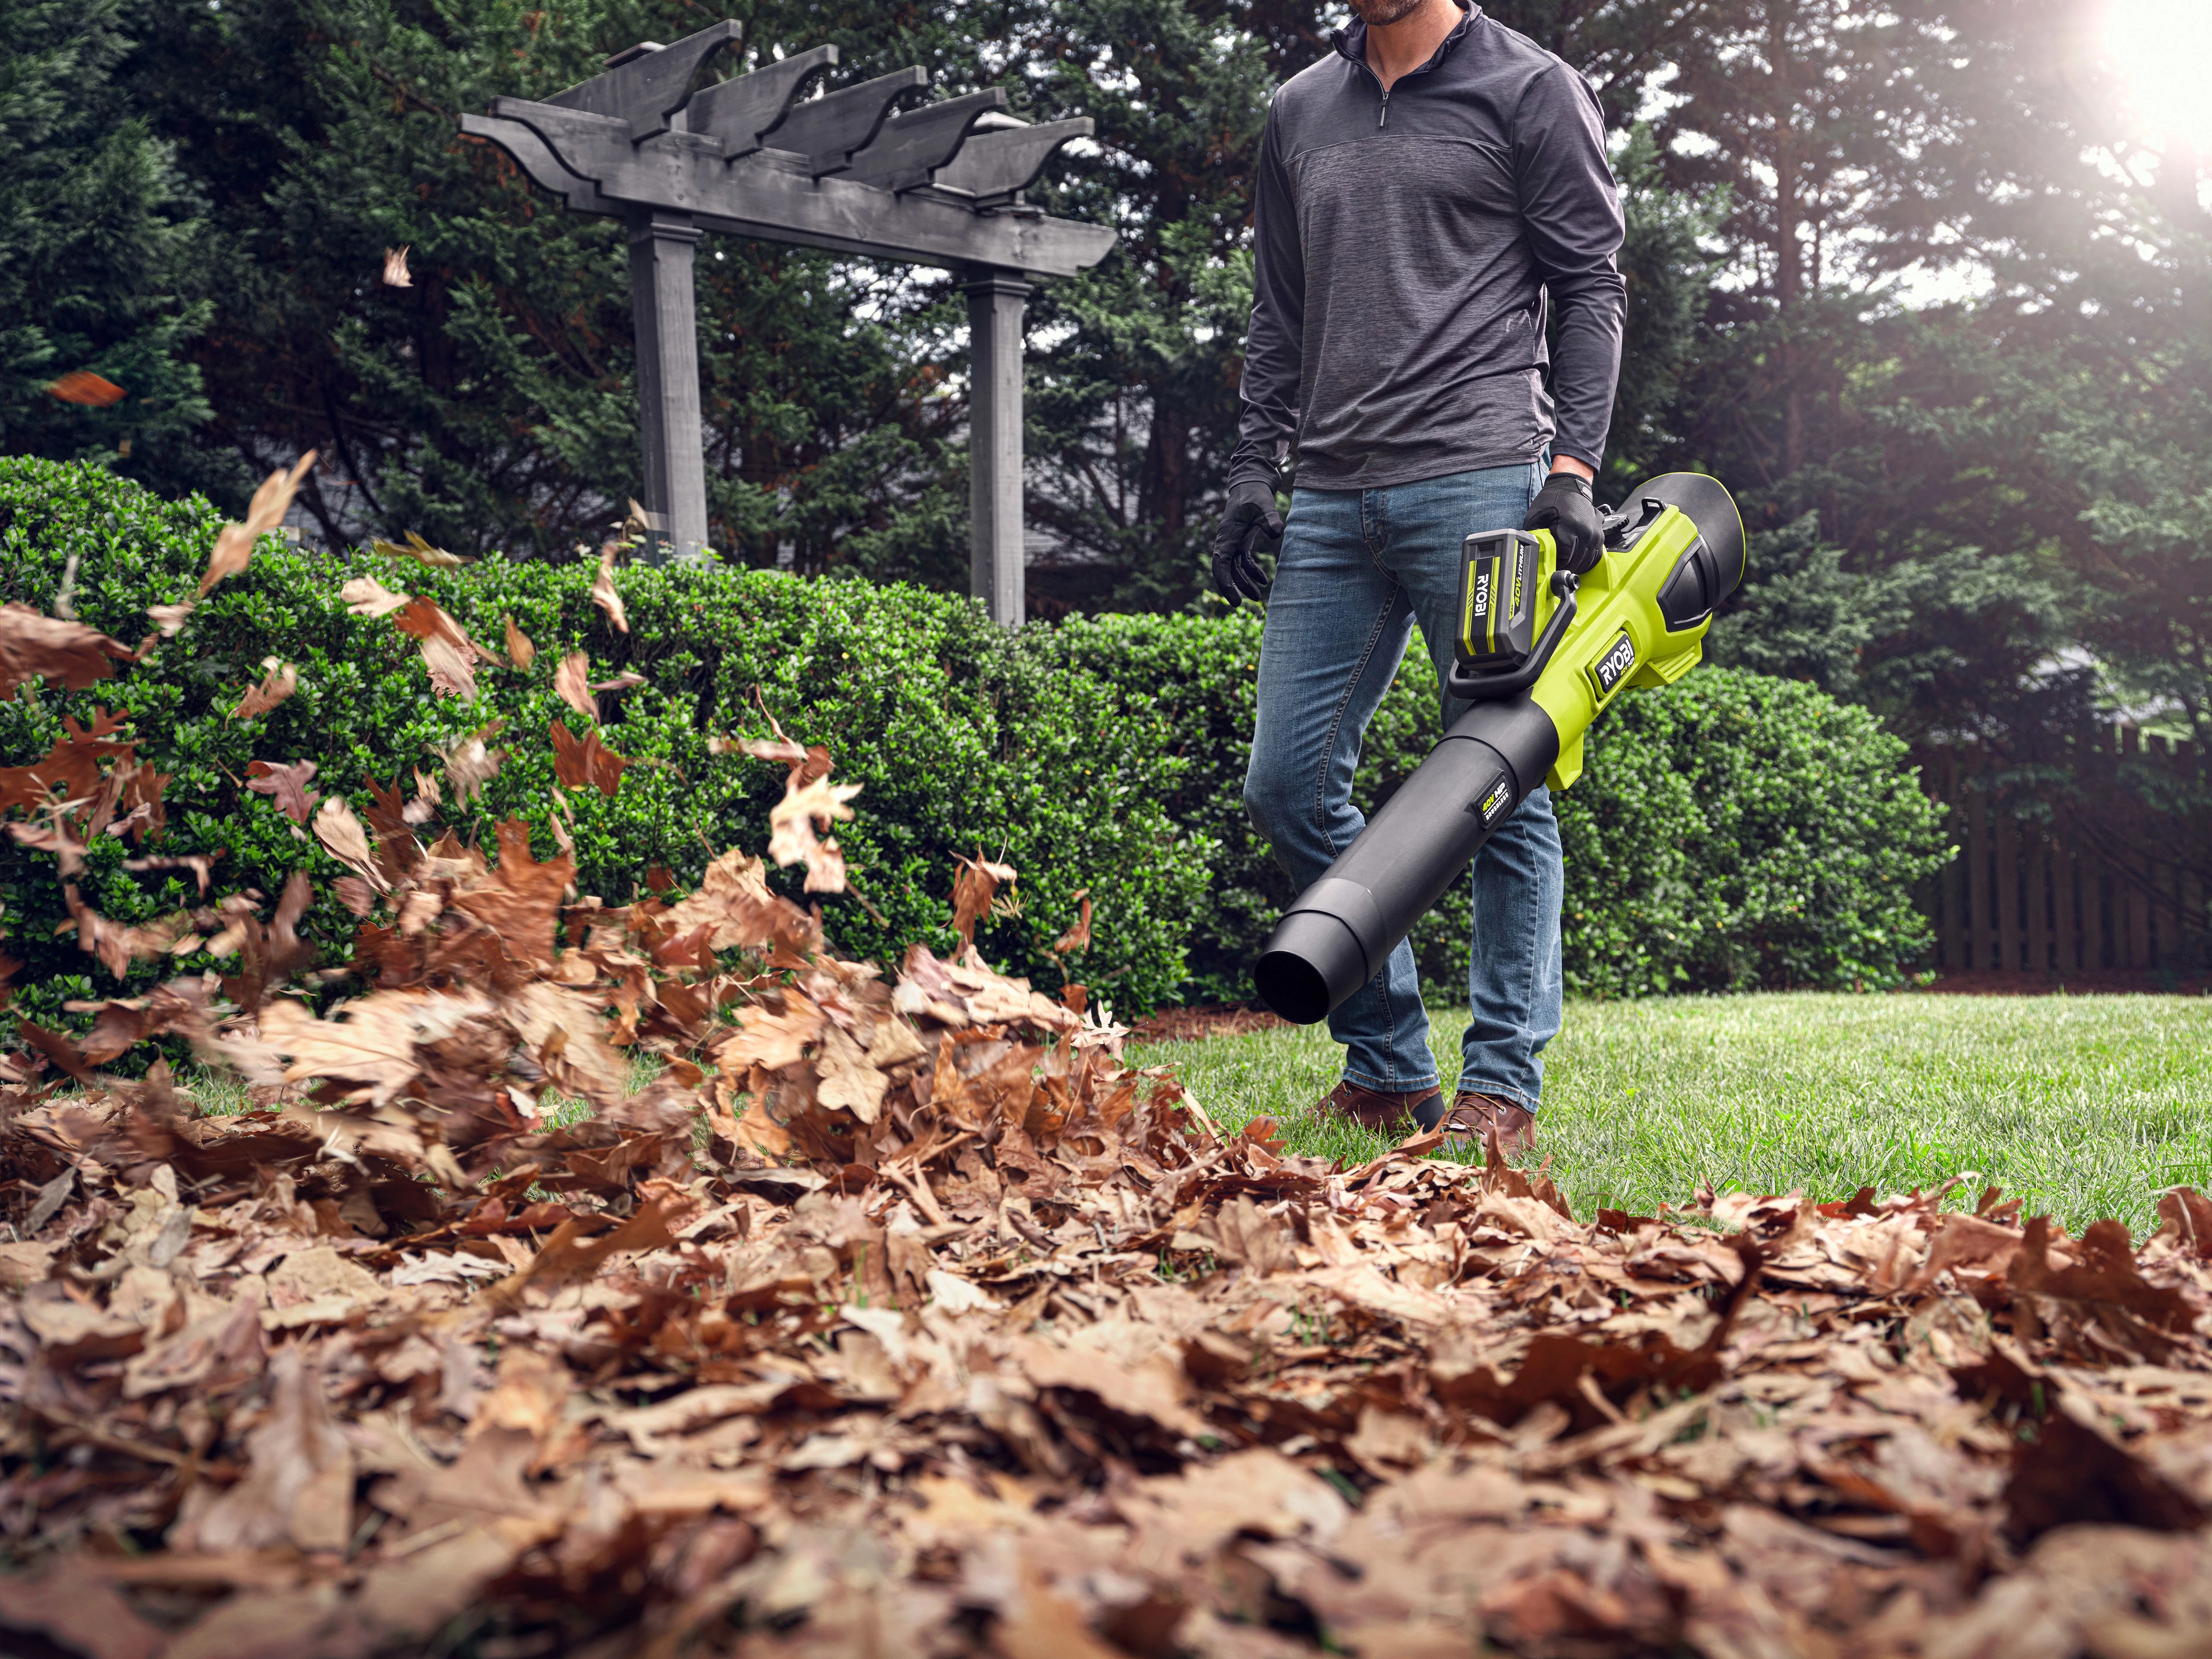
[462,22,1116,623]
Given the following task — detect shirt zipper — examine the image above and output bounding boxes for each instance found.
[1343,6,1469,129]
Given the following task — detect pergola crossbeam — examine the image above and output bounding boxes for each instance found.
[546,22,743,143]
[686,44,838,158]
[775,68,929,177]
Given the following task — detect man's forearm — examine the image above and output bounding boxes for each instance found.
[1545,267,1626,476]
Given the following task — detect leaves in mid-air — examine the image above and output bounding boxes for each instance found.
[200,451,317,597]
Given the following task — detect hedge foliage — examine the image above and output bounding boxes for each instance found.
[2,460,1947,1021]
[0,459,1210,1024]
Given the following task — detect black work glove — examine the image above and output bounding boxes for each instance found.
[1211,478,1284,604]
[1523,470,1605,576]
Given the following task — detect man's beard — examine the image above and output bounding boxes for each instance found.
[1348,0,1430,22]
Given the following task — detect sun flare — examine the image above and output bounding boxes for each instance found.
[2101,0,2212,153]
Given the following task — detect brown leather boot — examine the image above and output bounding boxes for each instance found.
[1316,1079,1442,1132]
[1416,1090,1536,1158]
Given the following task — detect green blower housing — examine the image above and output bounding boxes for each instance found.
[1253,472,1745,1025]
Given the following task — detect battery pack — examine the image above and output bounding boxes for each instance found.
[1456,530,1544,674]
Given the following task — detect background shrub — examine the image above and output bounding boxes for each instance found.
[0,459,1211,1023]
[1049,617,1949,1001]
[2,460,1947,1023]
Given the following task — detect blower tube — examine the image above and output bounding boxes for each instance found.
[1254,473,1745,1025]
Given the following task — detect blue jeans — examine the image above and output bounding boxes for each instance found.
[1243,460,1565,1110]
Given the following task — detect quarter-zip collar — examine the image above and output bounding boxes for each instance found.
[1331,3,1480,126]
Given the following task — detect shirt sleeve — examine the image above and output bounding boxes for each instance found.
[1228,105,1303,489]
[1511,62,1627,472]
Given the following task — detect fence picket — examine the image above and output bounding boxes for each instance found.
[1911,729,2205,979]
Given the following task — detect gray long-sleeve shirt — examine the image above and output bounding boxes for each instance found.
[1230,4,1627,491]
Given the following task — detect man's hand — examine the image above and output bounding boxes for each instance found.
[1211,479,1284,604]
[1523,469,1605,575]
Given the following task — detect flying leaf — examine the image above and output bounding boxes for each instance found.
[951,852,1019,946]
[229,658,298,721]
[372,530,468,570]
[418,635,477,699]
[200,451,316,597]
[0,605,140,700]
[503,616,534,670]
[341,576,410,618]
[146,602,194,637]
[554,652,596,723]
[590,543,629,634]
[1052,889,1092,956]
[312,795,384,890]
[551,720,631,797]
[589,670,646,693]
[245,759,321,825]
[437,721,506,806]
[382,246,413,287]
[769,772,863,894]
[47,371,125,407]
[738,736,808,766]
[392,597,483,698]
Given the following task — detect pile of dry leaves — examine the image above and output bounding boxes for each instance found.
[6,477,2212,1659]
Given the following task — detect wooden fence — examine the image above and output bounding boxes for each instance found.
[1918,725,2209,976]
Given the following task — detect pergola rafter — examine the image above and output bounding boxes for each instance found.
[462,22,1116,622]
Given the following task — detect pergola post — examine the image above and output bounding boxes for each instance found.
[626,207,710,565]
[963,267,1030,628]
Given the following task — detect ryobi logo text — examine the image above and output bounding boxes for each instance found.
[1590,629,1637,697]
[1470,567,1491,619]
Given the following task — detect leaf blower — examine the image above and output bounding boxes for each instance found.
[1252,472,1745,1024]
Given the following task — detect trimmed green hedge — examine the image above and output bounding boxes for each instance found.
[1,459,1946,1023]
[0,459,1210,1024]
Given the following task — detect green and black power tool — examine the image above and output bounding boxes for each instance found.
[1253,472,1745,1024]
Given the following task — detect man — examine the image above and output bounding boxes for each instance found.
[1218,0,1624,1157]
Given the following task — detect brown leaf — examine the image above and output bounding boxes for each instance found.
[502,615,534,670]
[0,1557,165,1659]
[447,819,573,969]
[244,758,321,825]
[554,651,596,723]
[952,852,1018,946]
[46,370,127,407]
[551,719,632,797]
[259,988,477,1106]
[313,795,384,889]
[341,575,411,617]
[488,1188,681,1300]
[172,1348,353,1553]
[229,657,298,721]
[1052,889,1092,955]
[383,245,412,286]
[0,604,140,699]
[769,771,861,894]
[200,451,316,597]
[147,602,194,636]
[590,541,629,633]
[373,530,468,569]
[436,720,506,806]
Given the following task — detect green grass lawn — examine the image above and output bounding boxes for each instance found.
[1131,992,2212,1237]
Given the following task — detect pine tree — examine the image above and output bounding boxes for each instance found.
[0,0,220,500]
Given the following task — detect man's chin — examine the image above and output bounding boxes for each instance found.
[1349,0,1432,23]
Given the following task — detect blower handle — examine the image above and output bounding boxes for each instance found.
[1443,570,1579,703]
